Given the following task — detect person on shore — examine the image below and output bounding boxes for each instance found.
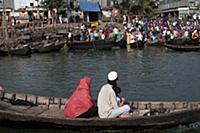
[94,30,99,40]
[64,77,97,118]
[115,30,124,43]
[0,85,5,99]
[103,27,109,39]
[126,30,132,52]
[85,30,90,42]
[89,31,95,41]
[80,30,85,41]
[192,30,199,40]
[97,71,131,118]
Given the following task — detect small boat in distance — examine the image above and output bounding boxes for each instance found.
[147,40,165,47]
[30,40,65,53]
[67,38,115,50]
[166,38,200,45]
[0,48,8,56]
[165,44,200,52]
[9,44,31,56]
[0,90,200,132]
[130,41,145,48]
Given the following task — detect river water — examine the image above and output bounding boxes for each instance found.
[0,47,200,132]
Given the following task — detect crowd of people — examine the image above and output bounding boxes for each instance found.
[68,23,124,43]
[67,13,200,52]
[123,14,200,46]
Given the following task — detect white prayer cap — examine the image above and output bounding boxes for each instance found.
[108,71,118,81]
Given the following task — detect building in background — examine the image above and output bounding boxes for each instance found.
[159,0,200,18]
[0,0,15,26]
[14,0,42,10]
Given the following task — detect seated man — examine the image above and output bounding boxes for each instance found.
[97,71,131,118]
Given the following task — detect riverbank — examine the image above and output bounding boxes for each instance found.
[0,21,124,48]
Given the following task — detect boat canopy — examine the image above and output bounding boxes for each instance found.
[79,1,100,12]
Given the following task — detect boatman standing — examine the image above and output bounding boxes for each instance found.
[97,71,131,118]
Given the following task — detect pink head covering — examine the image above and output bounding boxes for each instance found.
[64,77,93,118]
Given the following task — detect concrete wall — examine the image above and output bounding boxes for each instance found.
[159,0,200,10]
[0,0,14,9]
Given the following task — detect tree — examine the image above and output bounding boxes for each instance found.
[133,0,153,16]
[119,0,132,14]
[120,0,156,16]
[41,0,65,12]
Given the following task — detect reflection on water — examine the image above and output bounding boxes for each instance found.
[0,47,200,132]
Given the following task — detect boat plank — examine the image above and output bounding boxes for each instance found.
[39,108,65,119]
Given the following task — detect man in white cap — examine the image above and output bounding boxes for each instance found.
[97,71,131,118]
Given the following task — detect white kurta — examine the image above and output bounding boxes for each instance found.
[97,84,118,118]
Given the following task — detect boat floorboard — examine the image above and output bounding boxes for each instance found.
[0,101,48,116]
[39,108,65,119]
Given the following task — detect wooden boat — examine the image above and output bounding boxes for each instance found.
[114,38,127,48]
[167,38,200,45]
[9,45,31,56]
[0,91,200,132]
[67,38,115,50]
[0,48,8,56]
[36,42,55,53]
[130,40,145,48]
[147,40,165,47]
[52,40,65,51]
[166,38,186,45]
[165,44,200,52]
[31,40,64,53]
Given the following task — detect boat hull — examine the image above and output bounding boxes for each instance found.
[130,41,145,48]
[32,41,64,53]
[0,92,200,131]
[67,39,115,50]
[0,49,8,56]
[165,44,200,52]
[9,45,31,56]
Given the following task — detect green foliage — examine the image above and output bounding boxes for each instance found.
[120,0,156,16]
[133,0,153,15]
[41,0,65,12]
[119,0,132,14]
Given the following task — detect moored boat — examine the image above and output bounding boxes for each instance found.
[147,40,165,47]
[167,38,200,45]
[130,41,145,48]
[165,44,200,52]
[52,40,65,51]
[114,38,127,48]
[67,38,115,50]
[0,90,200,132]
[0,48,8,56]
[31,40,65,53]
[9,44,31,56]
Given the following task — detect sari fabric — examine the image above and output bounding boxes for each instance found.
[64,77,93,118]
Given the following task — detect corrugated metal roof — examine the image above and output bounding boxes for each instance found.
[79,1,100,12]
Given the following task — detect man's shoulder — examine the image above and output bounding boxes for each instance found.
[101,84,114,93]
[102,84,112,89]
